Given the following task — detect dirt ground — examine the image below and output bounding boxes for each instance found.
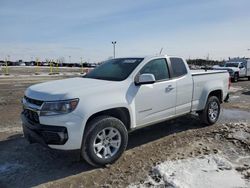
[0,73,249,188]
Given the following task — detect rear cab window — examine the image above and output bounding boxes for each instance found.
[170,58,187,78]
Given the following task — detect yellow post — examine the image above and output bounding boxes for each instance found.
[56,60,59,74]
[49,60,53,75]
[5,58,9,75]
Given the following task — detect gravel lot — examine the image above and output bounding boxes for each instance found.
[0,73,249,188]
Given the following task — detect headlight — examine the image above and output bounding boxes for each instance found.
[40,99,79,116]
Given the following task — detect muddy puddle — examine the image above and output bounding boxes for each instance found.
[219,108,250,123]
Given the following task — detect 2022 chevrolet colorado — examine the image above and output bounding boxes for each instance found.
[21,55,230,166]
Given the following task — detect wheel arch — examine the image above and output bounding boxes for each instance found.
[207,89,223,103]
[196,89,223,113]
[85,107,131,132]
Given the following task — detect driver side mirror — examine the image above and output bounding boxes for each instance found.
[135,73,156,85]
[239,65,244,69]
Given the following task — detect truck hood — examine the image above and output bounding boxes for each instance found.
[25,77,116,101]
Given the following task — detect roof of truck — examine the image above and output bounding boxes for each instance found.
[117,55,182,60]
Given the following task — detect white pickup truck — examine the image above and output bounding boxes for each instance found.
[21,55,230,166]
[213,61,250,82]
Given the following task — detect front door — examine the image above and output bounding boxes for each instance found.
[134,58,176,126]
[239,63,246,77]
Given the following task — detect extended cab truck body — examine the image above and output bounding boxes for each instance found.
[213,61,250,82]
[21,55,230,166]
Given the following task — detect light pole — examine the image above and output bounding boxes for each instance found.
[112,41,117,59]
[69,56,71,64]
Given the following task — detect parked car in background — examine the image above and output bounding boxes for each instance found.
[213,61,250,82]
[21,55,230,166]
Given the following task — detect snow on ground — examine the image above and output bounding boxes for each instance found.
[229,86,243,93]
[229,95,240,100]
[130,155,249,188]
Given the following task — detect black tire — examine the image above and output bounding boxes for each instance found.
[248,76,250,81]
[81,116,128,167]
[199,96,220,125]
[232,73,239,82]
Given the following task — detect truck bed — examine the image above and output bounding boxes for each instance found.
[190,69,229,112]
[190,69,228,76]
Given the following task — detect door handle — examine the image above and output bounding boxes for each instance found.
[165,85,174,92]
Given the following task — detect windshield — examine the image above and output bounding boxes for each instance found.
[224,62,239,68]
[84,58,144,81]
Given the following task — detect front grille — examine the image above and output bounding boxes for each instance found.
[24,96,43,106]
[23,109,40,123]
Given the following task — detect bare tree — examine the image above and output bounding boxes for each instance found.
[58,57,65,64]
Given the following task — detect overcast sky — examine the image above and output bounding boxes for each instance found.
[0,0,250,62]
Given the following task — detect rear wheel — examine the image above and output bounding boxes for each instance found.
[81,116,128,167]
[232,73,239,82]
[199,96,220,125]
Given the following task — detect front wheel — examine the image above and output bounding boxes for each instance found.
[199,96,220,125]
[81,116,128,167]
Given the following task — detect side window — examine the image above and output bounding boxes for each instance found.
[170,58,187,77]
[140,58,169,81]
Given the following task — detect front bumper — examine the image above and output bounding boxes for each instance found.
[228,72,234,78]
[21,113,68,146]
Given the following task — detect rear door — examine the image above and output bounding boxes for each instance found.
[134,58,176,126]
[247,61,250,76]
[169,58,193,115]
